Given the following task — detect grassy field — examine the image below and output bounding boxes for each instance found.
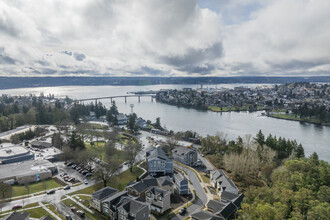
[46,203,65,220]
[12,178,65,197]
[73,195,91,207]
[71,166,144,195]
[208,105,266,112]
[269,114,329,125]
[199,172,210,184]
[85,141,126,163]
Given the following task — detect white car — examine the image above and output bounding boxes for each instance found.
[84,179,88,184]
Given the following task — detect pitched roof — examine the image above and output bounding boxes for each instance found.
[142,176,158,187]
[126,181,149,193]
[157,176,174,186]
[207,200,226,213]
[40,215,54,220]
[220,191,238,201]
[219,202,237,219]
[172,146,196,155]
[207,200,237,219]
[118,197,148,215]
[103,191,128,203]
[191,209,224,220]
[232,194,245,209]
[92,186,118,201]
[147,186,169,197]
[3,211,30,220]
[211,170,238,193]
[146,147,168,160]
[174,173,187,183]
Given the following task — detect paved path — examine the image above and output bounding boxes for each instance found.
[39,202,62,220]
[66,195,94,214]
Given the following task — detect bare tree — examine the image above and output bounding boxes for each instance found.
[24,183,30,198]
[94,158,121,187]
[0,183,12,200]
[0,183,12,213]
[77,149,95,172]
[124,141,142,172]
[166,137,178,151]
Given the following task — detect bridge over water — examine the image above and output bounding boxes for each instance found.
[75,94,155,103]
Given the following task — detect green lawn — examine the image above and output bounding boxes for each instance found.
[47,203,65,220]
[85,141,126,163]
[12,178,65,197]
[71,166,144,195]
[21,207,49,218]
[199,172,210,184]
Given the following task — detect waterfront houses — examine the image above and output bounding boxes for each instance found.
[146,147,173,176]
[210,170,239,195]
[91,186,119,212]
[172,146,198,167]
[173,173,189,195]
[145,186,171,213]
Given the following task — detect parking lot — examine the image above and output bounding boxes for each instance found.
[55,161,95,185]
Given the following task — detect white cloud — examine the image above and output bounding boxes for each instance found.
[0,0,329,76]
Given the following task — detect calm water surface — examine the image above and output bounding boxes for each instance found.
[1,84,329,161]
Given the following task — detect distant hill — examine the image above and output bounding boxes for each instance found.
[0,76,329,90]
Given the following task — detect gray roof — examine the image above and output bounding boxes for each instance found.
[147,186,169,197]
[157,176,174,186]
[232,194,245,209]
[207,200,226,213]
[219,202,237,219]
[3,211,30,220]
[142,176,158,187]
[126,181,149,193]
[220,191,238,201]
[30,141,52,148]
[92,186,118,201]
[211,170,238,193]
[172,146,196,155]
[191,209,224,220]
[174,173,187,183]
[40,215,54,220]
[207,200,237,219]
[146,147,168,160]
[118,197,148,215]
[103,191,128,203]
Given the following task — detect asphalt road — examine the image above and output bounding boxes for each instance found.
[171,163,208,220]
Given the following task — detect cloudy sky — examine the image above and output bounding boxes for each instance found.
[0,0,329,77]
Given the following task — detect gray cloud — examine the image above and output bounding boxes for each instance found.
[0,48,18,65]
[60,51,72,56]
[73,52,86,61]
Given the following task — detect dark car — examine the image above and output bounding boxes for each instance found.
[71,206,78,213]
[12,205,22,210]
[46,189,56,194]
[179,207,187,215]
[65,215,72,220]
[64,185,71,190]
[77,210,85,217]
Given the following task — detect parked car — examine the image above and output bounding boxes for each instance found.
[71,165,77,169]
[71,206,78,213]
[84,179,88,184]
[179,207,187,215]
[77,210,85,217]
[64,185,71,190]
[65,215,72,220]
[82,170,88,175]
[47,189,56,195]
[12,205,22,210]
[85,173,92,177]
[67,162,74,166]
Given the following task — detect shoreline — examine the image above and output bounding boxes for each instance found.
[268,115,330,126]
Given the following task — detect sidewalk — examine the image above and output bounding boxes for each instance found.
[39,202,62,220]
[66,195,94,214]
